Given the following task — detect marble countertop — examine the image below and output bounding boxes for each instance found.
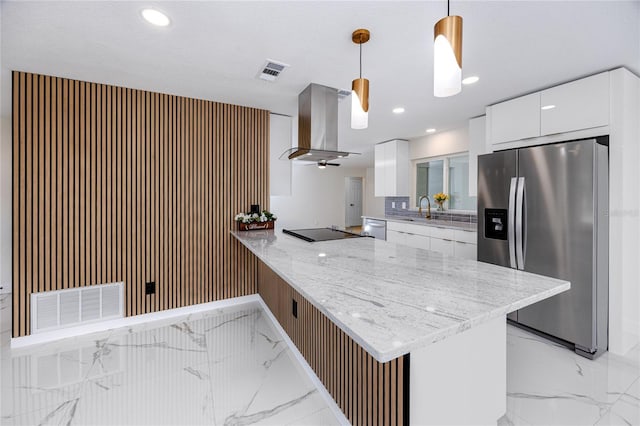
[232,230,569,362]
[363,215,477,231]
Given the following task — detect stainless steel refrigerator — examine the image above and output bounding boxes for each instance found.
[477,137,609,359]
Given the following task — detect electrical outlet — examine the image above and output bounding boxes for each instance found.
[402,202,407,209]
[391,202,396,208]
[292,299,298,318]
[145,282,155,295]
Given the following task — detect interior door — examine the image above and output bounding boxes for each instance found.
[516,140,597,351]
[345,177,363,228]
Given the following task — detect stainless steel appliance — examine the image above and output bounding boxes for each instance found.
[280,83,360,163]
[362,218,386,240]
[477,137,609,358]
[283,228,365,242]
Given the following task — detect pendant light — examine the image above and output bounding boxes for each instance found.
[433,0,463,97]
[351,29,370,129]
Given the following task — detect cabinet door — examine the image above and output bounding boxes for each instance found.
[488,93,540,145]
[374,143,386,197]
[393,140,410,196]
[387,230,406,245]
[453,229,477,244]
[430,227,455,240]
[468,116,486,197]
[405,233,430,250]
[454,241,477,260]
[540,72,609,135]
[430,237,454,256]
[384,142,396,196]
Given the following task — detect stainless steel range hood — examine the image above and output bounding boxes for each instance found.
[280,83,358,162]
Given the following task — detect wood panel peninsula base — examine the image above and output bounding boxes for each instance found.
[259,260,504,425]
[233,230,569,425]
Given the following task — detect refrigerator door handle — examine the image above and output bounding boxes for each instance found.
[508,177,518,268]
[515,177,526,270]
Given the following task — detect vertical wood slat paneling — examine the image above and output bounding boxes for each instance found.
[12,71,269,337]
[257,261,409,426]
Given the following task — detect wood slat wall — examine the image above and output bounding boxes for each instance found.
[12,71,269,337]
[258,261,410,426]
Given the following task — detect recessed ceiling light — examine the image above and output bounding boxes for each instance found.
[426,128,436,133]
[306,152,313,156]
[392,107,405,114]
[141,8,170,27]
[462,76,479,85]
[541,104,556,110]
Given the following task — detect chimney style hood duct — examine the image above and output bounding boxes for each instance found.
[281,83,359,163]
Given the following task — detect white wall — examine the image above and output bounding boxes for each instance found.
[364,167,384,218]
[0,2,12,293]
[409,126,469,160]
[608,68,640,354]
[270,164,367,230]
[269,113,292,196]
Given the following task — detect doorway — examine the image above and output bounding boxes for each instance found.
[345,177,363,228]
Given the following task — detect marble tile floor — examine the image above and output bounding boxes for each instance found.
[500,325,640,426]
[0,294,339,425]
[1,292,638,425]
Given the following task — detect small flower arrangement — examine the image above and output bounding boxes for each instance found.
[433,193,449,203]
[433,193,449,211]
[234,210,277,224]
[234,210,277,231]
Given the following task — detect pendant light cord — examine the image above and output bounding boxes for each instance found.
[359,43,362,79]
[447,0,450,16]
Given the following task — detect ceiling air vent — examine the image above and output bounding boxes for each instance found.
[337,89,352,101]
[258,59,290,82]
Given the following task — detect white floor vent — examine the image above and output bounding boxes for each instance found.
[31,282,124,334]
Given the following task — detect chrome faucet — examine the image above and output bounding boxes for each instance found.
[418,195,431,219]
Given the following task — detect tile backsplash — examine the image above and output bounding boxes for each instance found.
[384,196,477,223]
[384,197,411,215]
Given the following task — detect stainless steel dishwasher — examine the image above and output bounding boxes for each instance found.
[362,218,386,240]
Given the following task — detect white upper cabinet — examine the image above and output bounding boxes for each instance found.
[487,93,541,145]
[374,139,409,197]
[540,72,610,135]
[468,115,486,197]
[374,143,386,197]
[486,71,612,150]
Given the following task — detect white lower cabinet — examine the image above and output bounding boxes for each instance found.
[386,220,477,259]
[386,230,406,245]
[405,233,430,250]
[430,237,455,256]
[454,241,477,260]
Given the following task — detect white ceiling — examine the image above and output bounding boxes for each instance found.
[2,1,639,168]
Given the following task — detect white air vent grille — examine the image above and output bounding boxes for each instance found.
[337,89,352,101]
[258,59,290,81]
[31,282,124,334]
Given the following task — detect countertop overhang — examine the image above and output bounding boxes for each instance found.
[232,229,569,362]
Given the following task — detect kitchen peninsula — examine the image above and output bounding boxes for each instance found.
[232,229,570,425]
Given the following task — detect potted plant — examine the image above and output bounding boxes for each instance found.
[433,193,449,211]
[234,210,277,231]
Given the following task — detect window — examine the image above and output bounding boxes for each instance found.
[415,154,477,211]
[448,156,475,210]
[416,160,443,205]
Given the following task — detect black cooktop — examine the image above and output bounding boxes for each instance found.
[282,228,365,242]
